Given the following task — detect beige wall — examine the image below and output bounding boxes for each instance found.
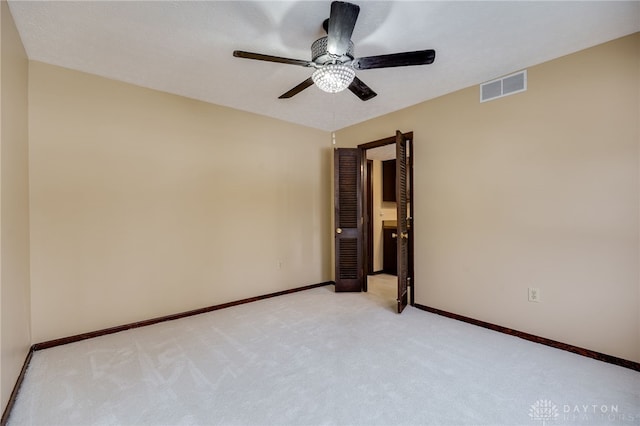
[337,33,640,363]
[29,62,332,343]
[0,0,31,412]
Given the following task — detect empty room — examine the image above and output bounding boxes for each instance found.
[1,1,639,425]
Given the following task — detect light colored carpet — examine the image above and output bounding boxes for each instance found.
[8,278,640,426]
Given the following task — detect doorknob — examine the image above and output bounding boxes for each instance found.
[336,228,342,234]
[392,232,397,239]
[400,231,409,240]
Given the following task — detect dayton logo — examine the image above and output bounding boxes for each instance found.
[529,399,559,425]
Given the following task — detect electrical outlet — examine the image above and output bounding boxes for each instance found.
[528,287,540,302]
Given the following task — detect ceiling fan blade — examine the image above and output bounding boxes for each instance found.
[353,50,436,70]
[278,77,315,99]
[233,51,313,67]
[348,77,377,101]
[327,1,360,56]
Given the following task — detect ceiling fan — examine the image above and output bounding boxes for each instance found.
[233,1,436,101]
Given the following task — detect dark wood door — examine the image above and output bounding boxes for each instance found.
[334,148,363,292]
[396,131,409,313]
[408,138,415,306]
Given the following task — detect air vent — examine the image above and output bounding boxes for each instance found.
[480,70,527,103]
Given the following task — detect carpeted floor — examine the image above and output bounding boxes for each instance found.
[8,278,640,425]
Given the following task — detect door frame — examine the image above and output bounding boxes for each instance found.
[358,132,415,305]
[366,159,374,276]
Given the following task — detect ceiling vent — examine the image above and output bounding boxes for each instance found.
[480,70,527,103]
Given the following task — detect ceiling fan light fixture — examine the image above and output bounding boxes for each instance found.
[233,1,433,101]
[312,64,355,93]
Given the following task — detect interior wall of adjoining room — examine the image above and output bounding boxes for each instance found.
[368,159,397,273]
[0,0,31,412]
[336,33,640,363]
[28,61,332,343]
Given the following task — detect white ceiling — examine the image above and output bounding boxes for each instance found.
[8,1,640,131]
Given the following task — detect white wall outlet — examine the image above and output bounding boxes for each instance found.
[277,260,283,270]
[528,287,540,302]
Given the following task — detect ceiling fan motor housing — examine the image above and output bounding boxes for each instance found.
[311,36,354,65]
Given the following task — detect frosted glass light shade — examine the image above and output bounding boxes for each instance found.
[312,64,356,93]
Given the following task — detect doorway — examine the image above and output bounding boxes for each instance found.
[359,132,414,309]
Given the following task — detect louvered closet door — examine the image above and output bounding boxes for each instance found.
[334,148,363,292]
[396,131,409,313]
